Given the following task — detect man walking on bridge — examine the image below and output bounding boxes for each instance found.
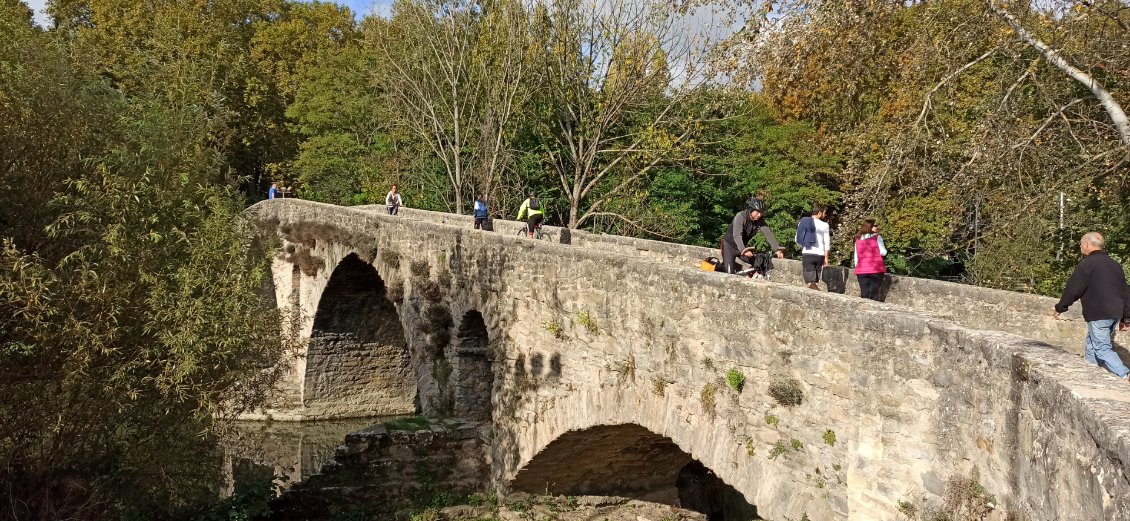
[1054,232,1130,383]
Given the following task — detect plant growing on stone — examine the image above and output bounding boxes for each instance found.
[725,369,745,392]
[823,429,837,446]
[897,500,918,519]
[790,438,804,451]
[379,248,401,268]
[701,357,715,370]
[651,377,667,397]
[942,477,996,521]
[746,440,756,457]
[544,320,564,339]
[768,440,790,460]
[765,414,780,427]
[576,311,599,334]
[768,377,804,407]
[410,259,430,278]
[700,384,716,418]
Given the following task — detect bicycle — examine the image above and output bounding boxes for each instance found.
[516,222,545,240]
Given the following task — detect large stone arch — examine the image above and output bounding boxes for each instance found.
[303,253,415,418]
[510,423,758,519]
[498,379,836,521]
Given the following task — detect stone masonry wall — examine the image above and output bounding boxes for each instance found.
[268,418,489,520]
[251,200,1130,521]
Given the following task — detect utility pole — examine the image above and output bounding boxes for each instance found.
[973,197,980,260]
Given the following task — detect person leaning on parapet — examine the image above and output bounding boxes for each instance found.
[516,190,544,238]
[385,184,403,215]
[1054,232,1130,384]
[722,198,785,275]
[853,219,887,301]
[795,203,830,290]
[268,182,279,200]
[473,194,489,230]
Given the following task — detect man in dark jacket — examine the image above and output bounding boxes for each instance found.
[722,198,784,275]
[1054,232,1130,382]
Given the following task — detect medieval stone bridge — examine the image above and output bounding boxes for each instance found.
[247,198,1130,521]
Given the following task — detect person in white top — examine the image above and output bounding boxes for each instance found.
[385,184,403,215]
[795,204,830,290]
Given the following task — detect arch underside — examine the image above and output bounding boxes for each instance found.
[304,253,414,418]
[510,424,757,519]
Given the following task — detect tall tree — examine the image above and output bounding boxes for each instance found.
[529,0,727,230]
[374,0,532,213]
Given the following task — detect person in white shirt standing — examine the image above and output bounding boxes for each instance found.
[795,204,830,290]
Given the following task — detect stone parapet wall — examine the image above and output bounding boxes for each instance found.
[250,199,1130,521]
[379,206,1085,352]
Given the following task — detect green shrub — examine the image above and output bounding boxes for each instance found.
[726,369,746,392]
[823,429,837,446]
[768,377,804,407]
[768,441,790,460]
[765,414,780,426]
[700,384,716,418]
[577,311,599,334]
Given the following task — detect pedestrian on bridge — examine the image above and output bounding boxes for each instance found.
[473,194,490,230]
[1054,232,1130,384]
[385,184,403,215]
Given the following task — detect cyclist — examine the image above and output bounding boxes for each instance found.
[722,198,784,274]
[516,190,544,238]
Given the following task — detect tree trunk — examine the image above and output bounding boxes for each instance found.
[990,1,1130,147]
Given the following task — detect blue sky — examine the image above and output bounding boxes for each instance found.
[305,0,393,19]
[21,0,394,26]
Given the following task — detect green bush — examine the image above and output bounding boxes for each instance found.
[726,369,746,392]
[768,377,804,407]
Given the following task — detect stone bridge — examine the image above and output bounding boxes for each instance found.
[247,199,1130,521]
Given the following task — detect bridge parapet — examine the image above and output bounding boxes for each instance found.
[369,205,1085,353]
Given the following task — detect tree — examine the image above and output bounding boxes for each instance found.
[373,0,532,213]
[709,0,1129,288]
[528,0,727,230]
[0,6,291,518]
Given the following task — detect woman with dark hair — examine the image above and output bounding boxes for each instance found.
[853,219,887,301]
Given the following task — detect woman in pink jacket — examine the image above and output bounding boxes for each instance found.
[853,219,887,301]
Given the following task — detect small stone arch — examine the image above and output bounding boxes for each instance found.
[304,253,414,418]
[510,424,757,519]
[453,310,494,422]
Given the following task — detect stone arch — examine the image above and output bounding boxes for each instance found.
[453,310,493,421]
[303,253,415,418]
[510,423,757,520]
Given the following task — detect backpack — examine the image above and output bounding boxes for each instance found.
[528,197,541,211]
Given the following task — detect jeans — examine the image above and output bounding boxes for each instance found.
[1085,319,1130,378]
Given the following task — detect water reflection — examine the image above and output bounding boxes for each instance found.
[219,416,400,495]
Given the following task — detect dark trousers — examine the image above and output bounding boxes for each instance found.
[474,217,486,230]
[802,254,824,283]
[858,273,883,301]
[387,204,399,215]
[721,243,747,274]
[527,214,543,234]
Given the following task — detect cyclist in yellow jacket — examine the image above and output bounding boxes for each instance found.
[516,190,545,238]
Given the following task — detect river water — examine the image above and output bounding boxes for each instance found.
[219,416,397,494]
